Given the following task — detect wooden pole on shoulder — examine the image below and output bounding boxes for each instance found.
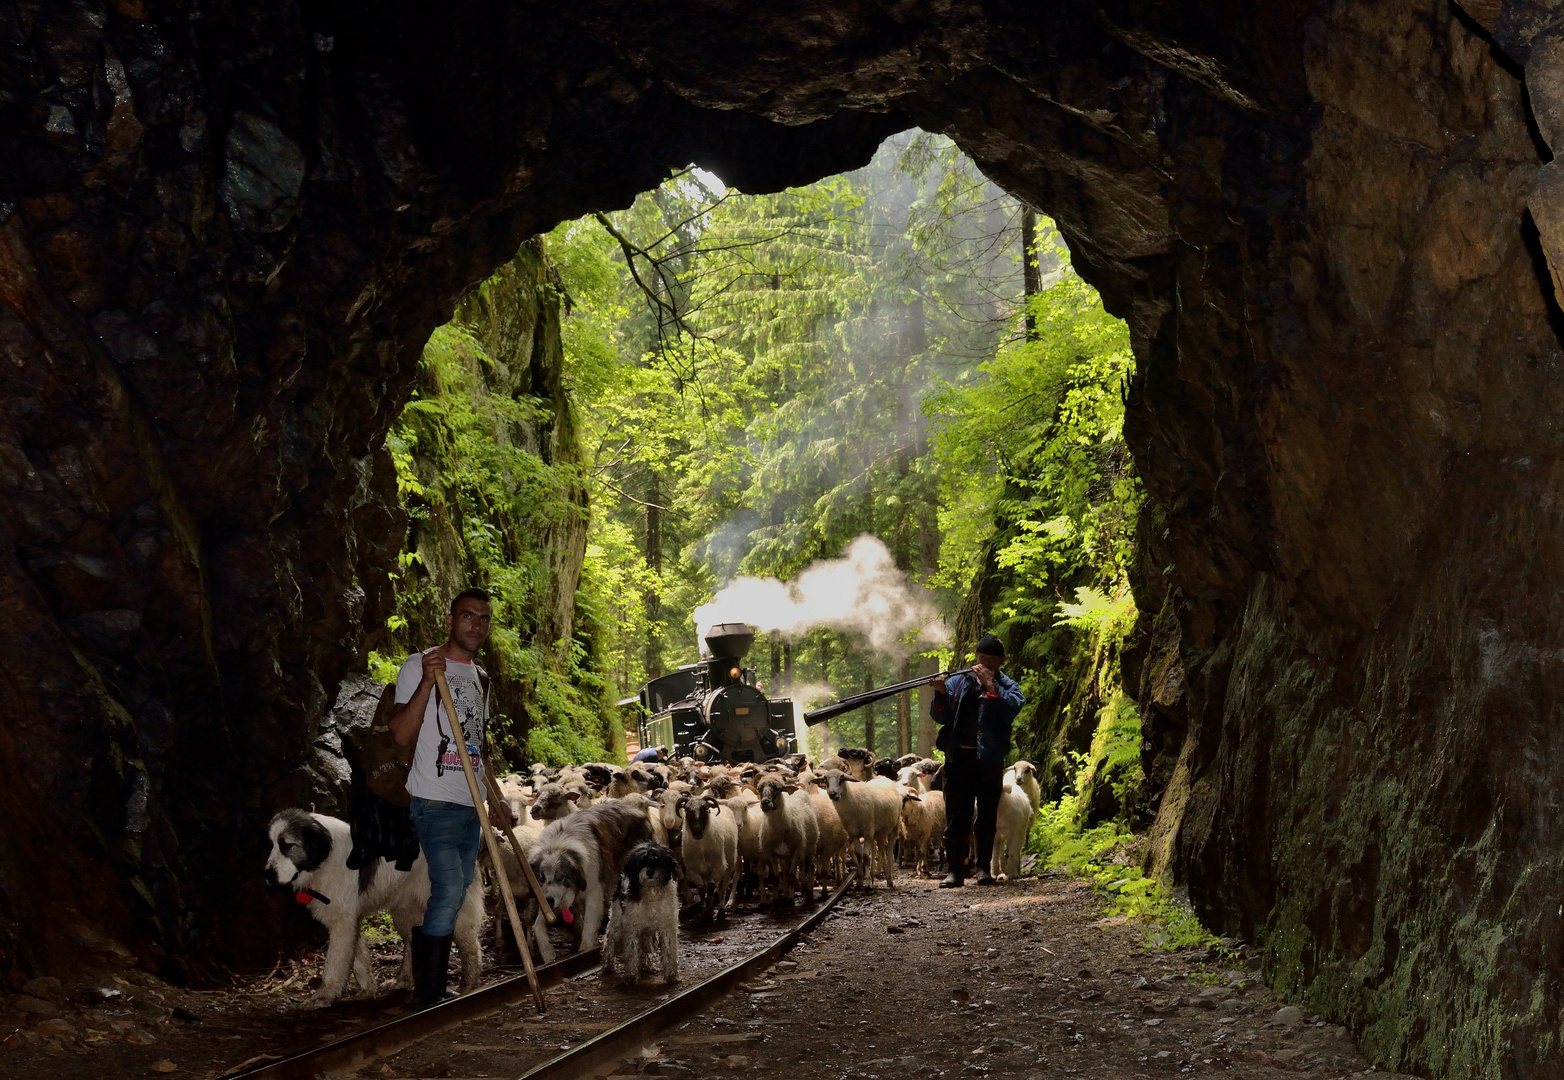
[433,670,545,1012]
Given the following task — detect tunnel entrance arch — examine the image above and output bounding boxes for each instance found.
[4,2,1564,1072]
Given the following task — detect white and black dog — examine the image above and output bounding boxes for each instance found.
[528,802,654,962]
[264,809,483,1005]
[602,842,680,985]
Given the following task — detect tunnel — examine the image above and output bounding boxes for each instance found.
[5,0,1564,1073]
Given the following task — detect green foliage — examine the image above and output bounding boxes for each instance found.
[925,257,1144,801]
[1025,700,1218,953]
[376,132,1149,784]
[548,134,1025,733]
[373,249,617,767]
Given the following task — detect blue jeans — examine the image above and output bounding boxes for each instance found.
[409,797,480,936]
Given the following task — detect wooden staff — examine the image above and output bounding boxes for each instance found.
[481,760,557,924]
[433,670,545,1012]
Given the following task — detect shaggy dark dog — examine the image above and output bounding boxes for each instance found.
[603,842,680,984]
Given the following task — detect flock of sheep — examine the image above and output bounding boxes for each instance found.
[491,747,1044,954]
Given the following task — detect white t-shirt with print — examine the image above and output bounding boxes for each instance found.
[396,651,487,806]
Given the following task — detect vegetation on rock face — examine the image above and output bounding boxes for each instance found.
[366,241,620,766]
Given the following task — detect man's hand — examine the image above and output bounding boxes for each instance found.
[488,800,516,830]
[971,661,997,693]
[421,648,448,684]
[930,673,948,695]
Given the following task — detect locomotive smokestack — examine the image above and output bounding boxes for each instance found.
[703,622,756,660]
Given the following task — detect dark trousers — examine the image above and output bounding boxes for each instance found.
[943,749,1005,877]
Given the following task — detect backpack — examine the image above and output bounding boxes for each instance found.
[358,659,494,807]
[362,683,414,807]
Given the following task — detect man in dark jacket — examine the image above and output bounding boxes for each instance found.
[929,634,1025,887]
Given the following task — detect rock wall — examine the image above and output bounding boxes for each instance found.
[2,0,1563,1072]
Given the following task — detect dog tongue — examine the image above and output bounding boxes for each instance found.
[560,907,574,925]
[294,891,313,905]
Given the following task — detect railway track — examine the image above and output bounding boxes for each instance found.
[223,875,854,1080]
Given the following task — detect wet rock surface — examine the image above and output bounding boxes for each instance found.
[3,0,1564,1073]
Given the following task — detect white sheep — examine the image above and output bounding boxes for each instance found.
[808,784,849,889]
[991,782,1033,881]
[529,782,583,822]
[898,786,941,876]
[1005,759,1042,813]
[820,769,900,888]
[675,793,740,920]
[754,774,819,909]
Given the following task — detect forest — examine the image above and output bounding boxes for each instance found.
[365,131,1148,873]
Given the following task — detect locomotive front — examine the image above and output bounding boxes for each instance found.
[636,623,798,763]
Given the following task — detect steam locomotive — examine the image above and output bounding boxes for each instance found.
[636,623,798,764]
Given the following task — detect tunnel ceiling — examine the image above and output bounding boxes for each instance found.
[5,0,1564,1072]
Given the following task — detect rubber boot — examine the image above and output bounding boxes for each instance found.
[974,832,998,885]
[411,927,455,1008]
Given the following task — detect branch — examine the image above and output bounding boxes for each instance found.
[593,475,682,514]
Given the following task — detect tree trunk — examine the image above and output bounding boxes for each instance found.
[1021,206,1039,341]
[896,656,912,756]
[644,474,662,679]
[863,666,876,756]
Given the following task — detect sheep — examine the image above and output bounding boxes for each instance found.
[820,769,901,888]
[581,763,617,791]
[489,817,547,954]
[808,783,849,888]
[612,791,672,846]
[991,781,1034,881]
[605,769,637,800]
[736,794,768,904]
[835,747,876,781]
[497,773,535,820]
[1004,760,1042,814]
[703,768,744,801]
[753,775,819,909]
[675,793,740,921]
[530,782,583,822]
[896,786,946,876]
[629,764,666,793]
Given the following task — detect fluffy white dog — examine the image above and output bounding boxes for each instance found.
[264,809,483,1005]
[528,802,654,962]
[602,841,680,985]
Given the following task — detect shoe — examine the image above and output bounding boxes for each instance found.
[411,927,456,1008]
[974,868,997,886]
[939,873,965,888]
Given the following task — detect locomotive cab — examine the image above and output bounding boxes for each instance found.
[636,622,798,763]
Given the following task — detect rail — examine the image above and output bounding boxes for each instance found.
[519,872,854,1080]
[221,872,855,1080]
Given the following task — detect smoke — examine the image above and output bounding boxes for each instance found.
[785,683,837,707]
[693,534,947,655]
[783,684,836,760]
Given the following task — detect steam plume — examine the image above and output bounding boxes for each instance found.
[693,535,947,654]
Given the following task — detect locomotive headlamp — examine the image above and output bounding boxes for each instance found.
[774,735,788,751]
[729,666,741,678]
[694,743,710,759]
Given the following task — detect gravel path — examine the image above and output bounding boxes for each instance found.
[615,874,1417,1080]
[1,871,1417,1079]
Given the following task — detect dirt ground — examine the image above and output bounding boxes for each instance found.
[1,872,1417,1079]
